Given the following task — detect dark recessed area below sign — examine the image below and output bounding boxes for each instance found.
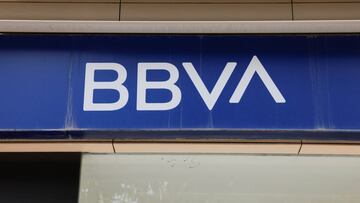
[0,153,81,203]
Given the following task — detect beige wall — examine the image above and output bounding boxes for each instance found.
[0,0,359,20]
[2,142,360,155]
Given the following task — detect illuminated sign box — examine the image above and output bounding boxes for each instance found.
[0,35,359,139]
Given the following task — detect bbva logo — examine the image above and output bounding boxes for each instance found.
[83,56,286,111]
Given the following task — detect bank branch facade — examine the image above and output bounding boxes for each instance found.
[2,22,360,203]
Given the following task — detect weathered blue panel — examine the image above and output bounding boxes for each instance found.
[0,35,359,139]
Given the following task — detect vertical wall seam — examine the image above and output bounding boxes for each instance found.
[112,139,116,153]
[297,140,303,155]
[118,0,121,21]
[291,0,294,20]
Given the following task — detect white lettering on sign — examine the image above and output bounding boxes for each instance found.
[229,56,286,104]
[83,56,285,111]
[183,62,237,110]
[137,63,181,111]
[83,63,129,111]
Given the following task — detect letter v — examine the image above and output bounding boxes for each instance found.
[183,62,237,110]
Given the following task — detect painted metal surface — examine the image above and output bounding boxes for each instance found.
[1,34,360,139]
[79,154,360,203]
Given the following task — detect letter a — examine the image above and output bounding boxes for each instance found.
[229,56,286,103]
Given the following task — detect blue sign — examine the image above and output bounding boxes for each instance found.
[1,35,360,138]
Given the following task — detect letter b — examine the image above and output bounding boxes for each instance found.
[137,63,181,111]
[83,63,129,111]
